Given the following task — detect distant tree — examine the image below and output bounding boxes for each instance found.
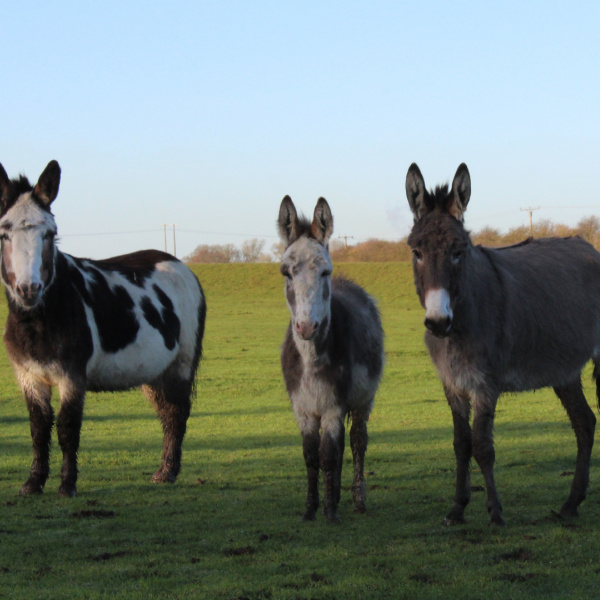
[271,241,285,261]
[330,238,410,262]
[471,226,502,247]
[576,215,600,245]
[184,243,240,263]
[241,238,271,263]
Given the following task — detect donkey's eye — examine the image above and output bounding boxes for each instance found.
[0,233,9,242]
[451,249,463,264]
[412,249,423,262]
[321,270,331,278]
[43,231,56,241]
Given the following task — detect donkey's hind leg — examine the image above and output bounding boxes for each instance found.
[143,374,192,484]
[20,380,53,495]
[554,378,596,517]
[350,410,369,513]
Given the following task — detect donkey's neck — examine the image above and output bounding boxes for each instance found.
[292,325,332,367]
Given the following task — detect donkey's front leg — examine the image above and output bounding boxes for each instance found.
[472,397,504,526]
[20,379,53,495]
[301,421,321,521]
[56,380,86,498]
[320,414,344,524]
[443,389,472,525]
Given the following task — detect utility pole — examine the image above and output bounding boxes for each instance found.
[162,224,177,257]
[520,207,540,237]
[338,234,354,249]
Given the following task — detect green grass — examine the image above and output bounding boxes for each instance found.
[1,262,600,599]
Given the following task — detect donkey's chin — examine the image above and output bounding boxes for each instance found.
[12,294,43,310]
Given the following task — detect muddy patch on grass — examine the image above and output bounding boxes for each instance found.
[71,509,115,519]
[409,573,435,584]
[497,548,532,563]
[89,551,130,561]
[495,573,536,583]
[223,546,256,557]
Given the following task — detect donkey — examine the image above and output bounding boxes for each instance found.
[405,162,600,526]
[278,196,384,523]
[0,160,206,497]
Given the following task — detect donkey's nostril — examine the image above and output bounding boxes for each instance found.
[424,316,452,338]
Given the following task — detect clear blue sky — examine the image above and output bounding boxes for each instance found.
[3,1,599,259]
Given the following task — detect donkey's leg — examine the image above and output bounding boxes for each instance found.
[143,374,192,484]
[471,394,504,526]
[554,379,596,517]
[56,380,86,498]
[320,411,345,523]
[443,389,472,525]
[334,420,345,510]
[20,379,53,495]
[300,418,320,521]
[350,410,369,513]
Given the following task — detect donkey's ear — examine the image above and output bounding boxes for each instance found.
[448,163,471,221]
[34,160,61,206]
[0,163,10,211]
[405,163,428,221]
[278,195,298,244]
[312,197,333,244]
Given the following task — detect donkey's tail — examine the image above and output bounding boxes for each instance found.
[593,361,600,414]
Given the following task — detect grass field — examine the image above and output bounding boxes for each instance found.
[1,262,600,599]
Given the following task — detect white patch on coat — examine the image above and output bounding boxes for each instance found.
[64,256,203,389]
[424,288,453,322]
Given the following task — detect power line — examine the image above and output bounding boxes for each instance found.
[60,228,161,237]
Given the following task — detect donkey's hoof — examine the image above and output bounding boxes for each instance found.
[152,470,176,484]
[489,515,507,527]
[19,480,43,495]
[443,507,466,525]
[325,509,341,524]
[559,507,579,519]
[301,512,317,522]
[353,502,367,514]
[58,484,77,498]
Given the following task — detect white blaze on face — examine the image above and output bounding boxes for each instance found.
[0,194,57,301]
[424,288,453,322]
[10,227,46,289]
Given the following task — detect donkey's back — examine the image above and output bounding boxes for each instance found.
[483,236,600,392]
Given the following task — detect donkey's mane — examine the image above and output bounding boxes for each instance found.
[422,184,452,212]
[8,175,34,201]
[1,175,52,217]
[287,213,320,246]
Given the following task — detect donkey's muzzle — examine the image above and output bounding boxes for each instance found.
[295,320,318,341]
[424,316,452,338]
[15,282,42,306]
